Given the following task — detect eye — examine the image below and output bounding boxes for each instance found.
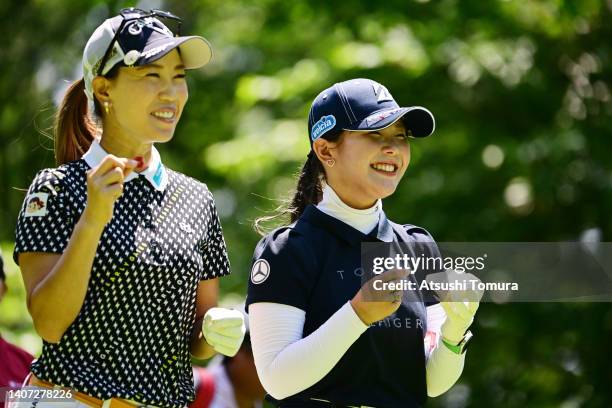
[146,72,160,78]
[174,73,186,79]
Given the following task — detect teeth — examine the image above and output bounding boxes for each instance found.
[152,111,175,119]
[371,163,396,172]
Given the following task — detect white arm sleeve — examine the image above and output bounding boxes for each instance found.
[425,303,466,397]
[249,301,368,400]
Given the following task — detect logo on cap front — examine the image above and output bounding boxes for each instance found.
[373,83,394,103]
[311,115,337,141]
[142,43,172,60]
[365,108,402,127]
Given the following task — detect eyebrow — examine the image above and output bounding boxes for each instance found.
[136,64,186,70]
[369,130,407,137]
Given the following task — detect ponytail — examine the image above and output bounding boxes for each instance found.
[53,78,97,166]
[253,152,324,235]
[288,151,324,222]
[254,131,342,235]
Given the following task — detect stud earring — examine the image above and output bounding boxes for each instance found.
[326,159,335,167]
[104,101,111,115]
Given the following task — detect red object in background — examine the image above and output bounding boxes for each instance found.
[0,336,34,390]
[189,367,216,408]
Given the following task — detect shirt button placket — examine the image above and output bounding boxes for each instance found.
[144,198,157,231]
[150,239,166,264]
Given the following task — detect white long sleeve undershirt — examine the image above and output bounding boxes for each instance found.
[249,184,466,400]
[249,302,368,400]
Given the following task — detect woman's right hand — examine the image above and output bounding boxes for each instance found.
[82,155,137,227]
[350,268,410,325]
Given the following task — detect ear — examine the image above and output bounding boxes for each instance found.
[92,76,112,105]
[312,137,338,164]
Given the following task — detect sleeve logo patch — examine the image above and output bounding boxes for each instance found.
[251,259,271,284]
[24,193,49,217]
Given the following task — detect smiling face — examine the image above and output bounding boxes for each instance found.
[96,49,188,145]
[317,120,410,209]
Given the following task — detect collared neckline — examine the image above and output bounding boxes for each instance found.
[82,139,168,192]
[301,204,395,246]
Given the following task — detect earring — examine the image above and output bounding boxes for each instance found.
[104,101,111,115]
[326,159,335,167]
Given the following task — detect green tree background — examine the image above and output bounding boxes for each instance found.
[1,0,611,406]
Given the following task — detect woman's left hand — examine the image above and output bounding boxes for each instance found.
[440,299,479,344]
[202,307,246,357]
[439,273,483,344]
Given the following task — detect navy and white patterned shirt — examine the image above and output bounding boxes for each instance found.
[13,141,231,408]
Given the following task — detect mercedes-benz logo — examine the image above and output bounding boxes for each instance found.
[251,259,271,284]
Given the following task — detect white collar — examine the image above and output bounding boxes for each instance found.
[316,183,382,234]
[82,139,168,192]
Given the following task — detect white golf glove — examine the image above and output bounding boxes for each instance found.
[440,272,483,343]
[440,298,479,343]
[202,307,246,357]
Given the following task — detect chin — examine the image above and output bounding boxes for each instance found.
[363,187,394,202]
[374,182,400,199]
[153,131,175,144]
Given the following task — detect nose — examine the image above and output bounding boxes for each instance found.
[382,141,400,156]
[159,78,179,102]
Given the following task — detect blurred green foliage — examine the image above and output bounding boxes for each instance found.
[1,0,611,406]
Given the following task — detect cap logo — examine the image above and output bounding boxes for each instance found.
[127,21,144,35]
[142,43,172,60]
[365,108,402,127]
[251,259,271,284]
[311,115,337,141]
[373,83,393,103]
[144,17,174,37]
[125,17,173,38]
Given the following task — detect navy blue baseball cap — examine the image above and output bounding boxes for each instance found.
[308,78,435,144]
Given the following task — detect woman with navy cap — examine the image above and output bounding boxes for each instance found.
[12,8,244,408]
[246,79,480,407]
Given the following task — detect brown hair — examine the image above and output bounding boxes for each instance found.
[254,132,342,235]
[53,66,120,165]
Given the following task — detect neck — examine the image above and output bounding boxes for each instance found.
[323,175,378,209]
[317,183,381,234]
[100,133,153,166]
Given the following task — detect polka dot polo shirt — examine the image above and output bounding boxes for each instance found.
[13,141,231,407]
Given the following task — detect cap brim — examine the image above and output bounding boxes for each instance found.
[138,36,213,69]
[348,106,435,138]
